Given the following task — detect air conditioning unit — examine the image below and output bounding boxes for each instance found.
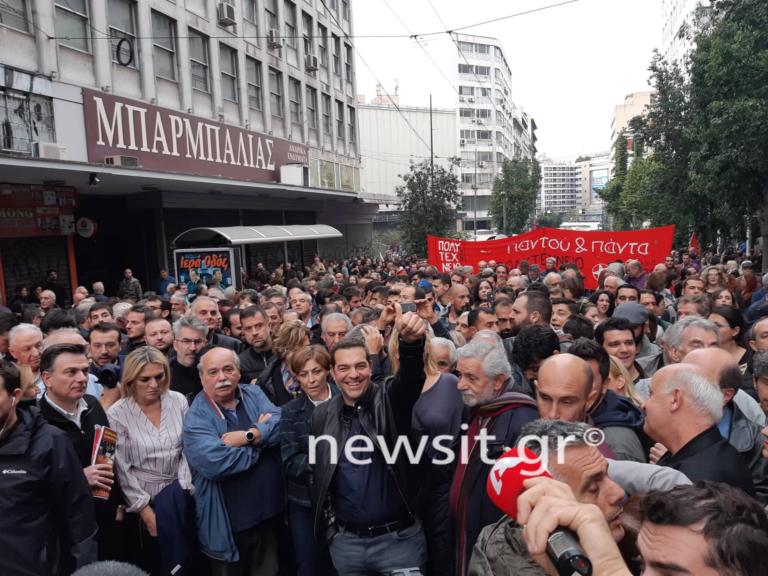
[268,28,282,48]
[305,54,318,72]
[280,164,309,186]
[33,142,66,160]
[217,2,236,26]
[460,138,466,146]
[467,97,475,103]
[104,155,139,167]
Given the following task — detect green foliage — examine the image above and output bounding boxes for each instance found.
[537,212,563,228]
[489,157,541,235]
[574,155,592,163]
[600,0,768,251]
[396,158,461,256]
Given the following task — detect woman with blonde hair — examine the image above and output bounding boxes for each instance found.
[107,346,192,573]
[702,265,727,295]
[255,319,311,406]
[605,354,644,407]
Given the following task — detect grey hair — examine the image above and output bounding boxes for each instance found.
[321,313,352,334]
[41,289,56,301]
[662,316,720,350]
[43,327,84,349]
[92,281,105,294]
[762,272,768,289]
[170,293,187,303]
[607,262,626,277]
[457,340,512,381]
[173,316,209,339]
[190,296,217,313]
[660,369,723,423]
[197,347,240,374]
[9,323,42,346]
[74,301,94,325]
[518,419,592,471]
[72,560,149,576]
[430,337,457,366]
[752,351,768,380]
[472,329,503,346]
[112,301,133,319]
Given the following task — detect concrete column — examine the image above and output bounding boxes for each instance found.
[135,0,156,102]
[176,19,193,111]
[32,0,56,76]
[88,0,110,90]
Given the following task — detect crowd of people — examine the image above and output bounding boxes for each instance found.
[1,248,767,576]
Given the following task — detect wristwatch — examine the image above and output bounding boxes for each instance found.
[244,430,256,444]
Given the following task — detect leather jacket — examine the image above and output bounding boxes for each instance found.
[309,338,425,544]
[728,401,768,505]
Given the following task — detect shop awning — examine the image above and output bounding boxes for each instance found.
[171,225,343,247]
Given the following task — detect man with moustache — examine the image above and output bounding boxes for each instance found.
[183,347,282,574]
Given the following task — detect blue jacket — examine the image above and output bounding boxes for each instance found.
[183,384,282,562]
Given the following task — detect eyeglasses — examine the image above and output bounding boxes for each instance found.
[176,338,205,346]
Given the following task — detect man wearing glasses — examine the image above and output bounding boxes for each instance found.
[170,317,207,401]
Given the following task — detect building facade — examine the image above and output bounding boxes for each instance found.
[538,159,581,215]
[0,0,371,304]
[661,0,711,72]
[609,91,654,176]
[357,101,457,209]
[454,33,536,233]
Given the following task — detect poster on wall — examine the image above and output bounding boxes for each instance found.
[173,248,240,291]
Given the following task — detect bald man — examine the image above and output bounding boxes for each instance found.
[537,354,646,461]
[684,348,768,504]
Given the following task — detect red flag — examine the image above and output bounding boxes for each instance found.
[689,232,700,256]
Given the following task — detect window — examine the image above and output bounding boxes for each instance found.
[347,105,355,144]
[476,43,490,54]
[243,0,257,22]
[477,108,492,119]
[475,66,490,76]
[457,41,473,54]
[477,130,492,141]
[108,0,138,68]
[317,24,328,67]
[459,108,474,118]
[152,11,177,80]
[321,93,331,136]
[188,29,209,92]
[335,100,344,140]
[0,0,30,32]
[458,64,473,74]
[284,1,297,49]
[55,0,89,51]
[479,87,491,97]
[344,44,353,81]
[459,86,474,96]
[342,0,349,20]
[302,12,313,56]
[220,44,238,102]
[305,86,317,129]
[246,57,263,110]
[269,67,283,117]
[1,90,55,153]
[332,34,340,76]
[289,77,301,124]
[460,129,475,140]
[265,0,278,31]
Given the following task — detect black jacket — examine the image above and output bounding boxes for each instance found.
[727,401,768,505]
[658,426,755,496]
[590,390,648,462]
[309,339,426,544]
[211,332,244,353]
[280,384,340,507]
[170,358,203,402]
[256,355,302,407]
[0,407,98,575]
[38,394,126,560]
[238,347,274,383]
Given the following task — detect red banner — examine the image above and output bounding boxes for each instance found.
[427,225,675,290]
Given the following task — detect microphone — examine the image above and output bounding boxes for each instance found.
[486,446,593,576]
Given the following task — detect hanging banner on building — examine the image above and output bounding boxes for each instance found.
[0,184,76,238]
[82,89,308,183]
[174,248,239,291]
[427,225,675,290]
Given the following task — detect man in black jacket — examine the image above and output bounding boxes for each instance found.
[190,296,243,352]
[38,343,125,561]
[310,308,427,575]
[238,306,274,383]
[0,361,97,576]
[645,363,755,496]
[169,317,206,400]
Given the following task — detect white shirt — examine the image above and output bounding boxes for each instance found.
[44,394,88,429]
[308,384,333,407]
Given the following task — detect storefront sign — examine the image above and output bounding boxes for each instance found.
[0,184,76,238]
[427,225,675,290]
[174,248,239,291]
[82,89,308,183]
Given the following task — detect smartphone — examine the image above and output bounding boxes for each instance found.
[400,302,418,313]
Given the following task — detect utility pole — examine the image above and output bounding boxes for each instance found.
[473,147,478,240]
[429,94,434,180]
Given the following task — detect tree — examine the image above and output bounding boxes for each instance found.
[396,158,461,256]
[489,157,541,235]
[599,131,633,228]
[537,212,563,228]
